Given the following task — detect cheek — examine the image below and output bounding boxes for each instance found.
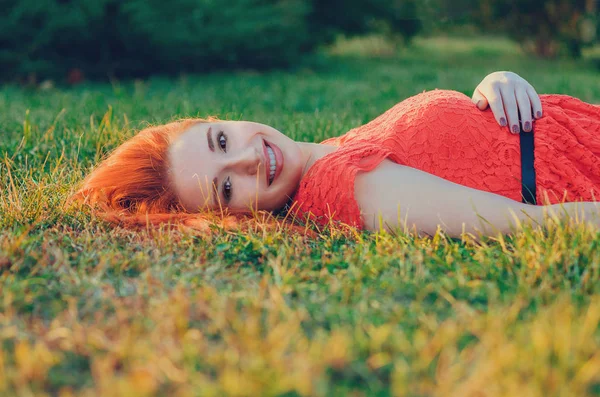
[229,177,263,210]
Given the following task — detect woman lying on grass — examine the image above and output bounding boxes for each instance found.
[72,71,600,238]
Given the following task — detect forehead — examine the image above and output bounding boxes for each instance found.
[168,122,216,210]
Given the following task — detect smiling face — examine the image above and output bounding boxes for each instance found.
[168,121,305,213]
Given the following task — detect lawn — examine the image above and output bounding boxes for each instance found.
[1,36,600,396]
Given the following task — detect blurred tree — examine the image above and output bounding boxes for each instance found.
[418,0,480,31]
[0,0,426,81]
[0,0,312,81]
[418,0,597,58]
[308,0,422,44]
[0,0,120,80]
[478,0,594,58]
[120,0,313,71]
[384,0,422,43]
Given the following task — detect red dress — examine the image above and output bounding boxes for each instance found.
[292,90,600,228]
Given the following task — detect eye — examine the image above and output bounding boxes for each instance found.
[223,176,232,202]
[217,131,227,152]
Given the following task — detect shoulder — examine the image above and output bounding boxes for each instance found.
[292,142,392,228]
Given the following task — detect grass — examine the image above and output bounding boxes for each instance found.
[2,35,600,396]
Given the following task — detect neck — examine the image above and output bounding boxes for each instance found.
[296,142,337,177]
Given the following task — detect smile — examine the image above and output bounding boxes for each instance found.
[267,145,276,184]
[263,139,284,186]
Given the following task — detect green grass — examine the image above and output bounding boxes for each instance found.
[2,35,600,396]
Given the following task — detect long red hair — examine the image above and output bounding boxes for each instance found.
[69,119,314,235]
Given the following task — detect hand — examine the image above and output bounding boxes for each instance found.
[472,71,543,134]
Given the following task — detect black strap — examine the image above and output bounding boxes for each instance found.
[520,129,537,205]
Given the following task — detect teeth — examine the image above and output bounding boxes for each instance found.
[266,145,276,184]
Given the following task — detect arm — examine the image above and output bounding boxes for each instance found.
[355,160,600,238]
[472,71,543,133]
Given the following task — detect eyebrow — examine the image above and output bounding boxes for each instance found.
[207,127,214,152]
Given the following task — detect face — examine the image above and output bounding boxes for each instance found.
[168,121,305,213]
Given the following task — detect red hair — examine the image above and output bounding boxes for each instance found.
[69,118,314,235]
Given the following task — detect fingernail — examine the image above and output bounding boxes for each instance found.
[500,117,507,127]
[512,124,520,134]
[536,111,542,119]
[476,100,482,108]
[524,121,531,132]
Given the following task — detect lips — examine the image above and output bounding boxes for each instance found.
[262,138,284,186]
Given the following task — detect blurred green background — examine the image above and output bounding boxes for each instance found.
[1,0,598,82]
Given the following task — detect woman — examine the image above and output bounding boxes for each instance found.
[72,71,600,238]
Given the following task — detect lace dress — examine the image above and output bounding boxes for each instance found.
[292,90,600,228]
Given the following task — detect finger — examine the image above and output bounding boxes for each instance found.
[484,86,508,127]
[500,85,520,134]
[516,87,533,132]
[472,89,489,110]
[527,86,543,119]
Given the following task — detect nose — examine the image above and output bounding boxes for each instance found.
[230,146,262,175]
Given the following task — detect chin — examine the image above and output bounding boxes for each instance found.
[263,199,288,213]
[260,187,294,213]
